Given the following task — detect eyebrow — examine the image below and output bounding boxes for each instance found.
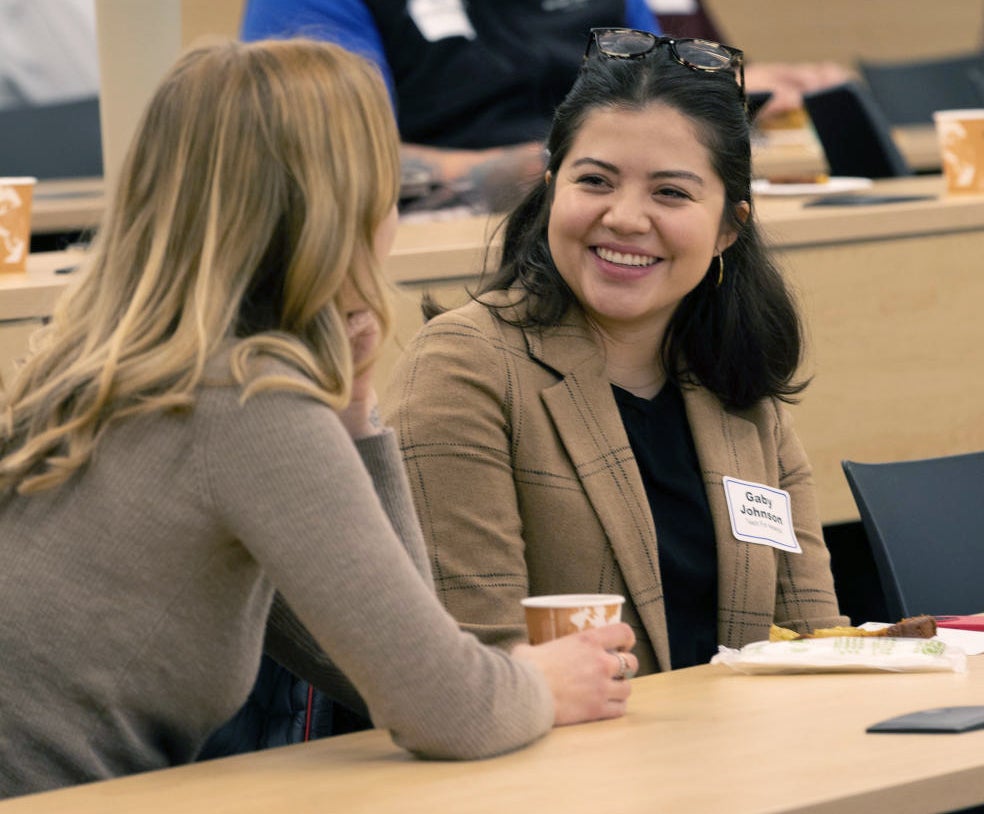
[570,157,705,185]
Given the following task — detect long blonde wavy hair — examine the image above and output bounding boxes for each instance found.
[0,39,400,494]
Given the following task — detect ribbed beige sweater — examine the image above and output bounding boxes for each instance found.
[0,361,552,799]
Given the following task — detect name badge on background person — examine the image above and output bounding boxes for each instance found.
[722,477,802,554]
[645,0,698,13]
[409,0,476,41]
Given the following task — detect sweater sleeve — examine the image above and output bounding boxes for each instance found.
[198,386,553,759]
[262,431,433,716]
[354,432,434,588]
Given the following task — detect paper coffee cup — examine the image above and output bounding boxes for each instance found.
[933,109,984,194]
[0,177,37,273]
[520,594,625,645]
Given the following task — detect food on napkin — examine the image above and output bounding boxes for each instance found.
[770,614,937,642]
[712,636,966,675]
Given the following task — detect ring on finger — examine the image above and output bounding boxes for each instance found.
[614,651,629,680]
[615,651,636,681]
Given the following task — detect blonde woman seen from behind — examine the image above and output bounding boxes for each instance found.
[0,39,636,800]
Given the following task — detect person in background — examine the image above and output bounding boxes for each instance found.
[0,38,638,799]
[382,29,848,676]
[240,0,662,211]
[647,0,852,123]
[0,0,99,110]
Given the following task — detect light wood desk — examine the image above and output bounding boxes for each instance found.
[894,125,943,173]
[2,655,981,814]
[0,251,83,322]
[758,175,984,522]
[753,128,828,180]
[30,178,104,236]
[7,177,984,523]
[0,250,85,385]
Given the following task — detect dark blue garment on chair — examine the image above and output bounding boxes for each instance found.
[197,655,370,760]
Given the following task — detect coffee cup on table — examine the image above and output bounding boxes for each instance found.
[933,109,984,194]
[520,594,625,645]
[0,177,37,273]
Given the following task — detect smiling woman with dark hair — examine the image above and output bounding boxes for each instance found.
[383,29,848,677]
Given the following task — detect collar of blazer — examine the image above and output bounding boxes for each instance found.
[479,290,765,490]
[476,291,605,379]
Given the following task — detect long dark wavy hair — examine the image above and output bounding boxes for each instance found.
[474,45,807,411]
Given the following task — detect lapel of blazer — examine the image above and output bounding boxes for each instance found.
[681,386,778,647]
[525,316,671,670]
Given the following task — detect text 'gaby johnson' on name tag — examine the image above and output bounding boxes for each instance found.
[722,477,802,554]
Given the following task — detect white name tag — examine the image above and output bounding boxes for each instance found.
[645,0,699,13]
[409,0,476,42]
[722,477,801,554]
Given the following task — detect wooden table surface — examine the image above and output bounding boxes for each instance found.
[755,176,984,521]
[893,124,942,173]
[3,654,981,814]
[0,249,85,321]
[29,177,104,236]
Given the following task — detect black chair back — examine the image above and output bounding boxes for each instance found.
[0,96,103,179]
[803,82,912,179]
[859,51,984,126]
[842,451,984,619]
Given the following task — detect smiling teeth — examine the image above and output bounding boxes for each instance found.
[595,247,656,266]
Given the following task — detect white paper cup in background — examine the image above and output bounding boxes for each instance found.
[933,109,984,194]
[0,177,37,273]
[520,594,625,645]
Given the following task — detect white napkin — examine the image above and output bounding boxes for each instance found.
[711,637,967,675]
[936,628,984,656]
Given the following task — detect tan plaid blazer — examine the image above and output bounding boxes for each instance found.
[382,295,846,674]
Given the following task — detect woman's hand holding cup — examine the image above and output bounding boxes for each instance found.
[512,594,637,725]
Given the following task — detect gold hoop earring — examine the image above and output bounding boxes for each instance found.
[716,254,724,287]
